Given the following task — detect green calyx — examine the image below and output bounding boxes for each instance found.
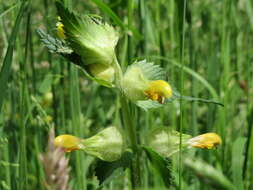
[81,126,123,162]
[121,64,149,102]
[148,127,191,157]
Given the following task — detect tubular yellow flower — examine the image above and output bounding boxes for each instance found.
[54,135,83,152]
[145,80,173,104]
[56,21,66,40]
[187,133,222,149]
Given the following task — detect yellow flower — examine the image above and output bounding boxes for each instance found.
[187,133,222,149]
[54,135,83,152]
[145,80,173,104]
[56,18,66,39]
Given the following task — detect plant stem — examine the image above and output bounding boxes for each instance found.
[120,96,141,189]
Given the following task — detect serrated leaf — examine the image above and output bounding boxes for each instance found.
[143,146,173,188]
[134,60,165,80]
[136,100,163,111]
[37,29,73,54]
[94,151,132,185]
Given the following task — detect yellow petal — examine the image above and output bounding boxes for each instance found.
[145,80,172,103]
[56,22,66,40]
[54,135,83,152]
[188,133,222,149]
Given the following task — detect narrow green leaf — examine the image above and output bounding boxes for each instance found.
[184,158,236,190]
[143,56,220,100]
[90,0,142,40]
[0,1,27,111]
[232,137,246,189]
[0,2,19,19]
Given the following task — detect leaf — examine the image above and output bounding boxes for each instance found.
[172,90,224,107]
[134,60,166,80]
[37,29,73,54]
[143,146,173,188]
[0,1,27,111]
[136,100,163,111]
[145,56,220,100]
[90,0,142,40]
[184,158,236,190]
[94,151,132,185]
[231,137,246,189]
[0,2,20,18]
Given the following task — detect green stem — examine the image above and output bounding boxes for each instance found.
[115,56,141,188]
[120,96,141,189]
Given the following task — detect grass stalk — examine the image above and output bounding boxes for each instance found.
[178,0,187,189]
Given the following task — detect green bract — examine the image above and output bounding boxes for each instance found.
[81,127,123,162]
[148,127,191,157]
[55,1,119,87]
[56,2,118,66]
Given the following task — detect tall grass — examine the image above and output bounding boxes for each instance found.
[0,0,252,190]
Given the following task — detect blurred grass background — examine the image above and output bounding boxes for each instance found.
[0,0,253,189]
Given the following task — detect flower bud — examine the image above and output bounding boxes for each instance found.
[88,64,115,83]
[54,135,83,152]
[187,133,222,149]
[56,21,66,40]
[121,60,172,104]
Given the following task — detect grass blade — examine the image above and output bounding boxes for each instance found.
[0,1,27,111]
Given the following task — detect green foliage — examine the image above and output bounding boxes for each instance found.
[0,0,252,189]
[143,147,172,188]
[184,158,236,190]
[0,1,27,111]
[94,151,132,185]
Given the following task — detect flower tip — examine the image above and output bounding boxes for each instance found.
[56,21,66,40]
[188,133,222,149]
[145,80,173,103]
[54,135,83,152]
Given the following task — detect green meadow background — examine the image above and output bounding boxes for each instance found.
[0,0,253,189]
